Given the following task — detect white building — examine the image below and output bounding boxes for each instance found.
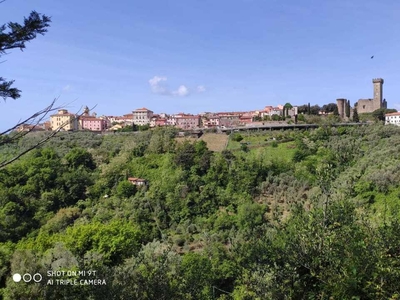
[132,108,154,126]
[385,112,400,126]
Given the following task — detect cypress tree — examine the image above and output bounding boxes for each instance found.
[353,108,359,123]
[345,100,351,118]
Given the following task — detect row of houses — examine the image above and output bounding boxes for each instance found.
[17,105,299,133]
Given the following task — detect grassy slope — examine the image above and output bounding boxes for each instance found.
[199,133,229,152]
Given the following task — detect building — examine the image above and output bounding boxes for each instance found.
[239,115,253,124]
[50,109,78,131]
[16,124,45,132]
[149,115,159,127]
[80,117,108,131]
[287,106,298,117]
[385,112,400,126]
[77,106,109,131]
[175,115,201,130]
[356,78,387,114]
[155,118,168,126]
[128,177,148,186]
[202,115,220,128]
[270,107,282,116]
[132,107,154,126]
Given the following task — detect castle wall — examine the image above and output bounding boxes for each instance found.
[356,98,376,114]
[356,78,384,113]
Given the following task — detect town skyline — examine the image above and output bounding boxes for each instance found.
[2,0,400,132]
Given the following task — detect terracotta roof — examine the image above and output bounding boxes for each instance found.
[128,177,147,181]
[81,117,104,121]
[385,112,400,116]
[50,113,76,117]
[176,115,200,119]
[134,107,152,111]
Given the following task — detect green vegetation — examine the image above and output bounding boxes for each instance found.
[1,124,400,299]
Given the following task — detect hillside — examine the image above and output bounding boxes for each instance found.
[199,133,229,152]
[1,124,400,299]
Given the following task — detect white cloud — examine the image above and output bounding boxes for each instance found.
[196,85,206,93]
[148,76,169,95]
[62,85,71,91]
[173,85,189,97]
[148,76,192,97]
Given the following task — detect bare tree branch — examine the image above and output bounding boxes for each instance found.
[0,102,97,168]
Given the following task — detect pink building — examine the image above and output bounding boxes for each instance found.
[80,117,108,132]
[176,115,200,129]
[155,118,168,126]
[240,115,253,124]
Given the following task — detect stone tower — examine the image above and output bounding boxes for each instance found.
[373,78,384,110]
[336,98,346,118]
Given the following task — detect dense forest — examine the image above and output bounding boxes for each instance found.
[1,124,400,299]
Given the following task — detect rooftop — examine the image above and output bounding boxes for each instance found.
[385,112,400,116]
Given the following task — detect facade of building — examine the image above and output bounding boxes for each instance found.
[50,109,78,131]
[155,118,168,126]
[287,106,298,117]
[385,112,400,126]
[132,108,154,125]
[202,115,220,128]
[175,115,200,129]
[270,107,282,116]
[240,115,253,124]
[80,117,108,131]
[128,177,148,186]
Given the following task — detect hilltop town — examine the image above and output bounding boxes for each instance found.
[15,77,399,132]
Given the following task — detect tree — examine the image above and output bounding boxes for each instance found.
[333,104,339,116]
[322,103,337,113]
[283,102,293,118]
[345,100,350,118]
[373,108,397,122]
[64,147,96,170]
[240,142,249,152]
[298,104,308,114]
[116,180,137,198]
[309,105,321,115]
[0,7,76,168]
[1,10,51,100]
[352,108,359,123]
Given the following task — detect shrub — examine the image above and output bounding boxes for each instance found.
[232,133,244,142]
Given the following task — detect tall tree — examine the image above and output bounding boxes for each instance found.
[333,104,339,116]
[284,102,293,118]
[1,10,51,100]
[352,107,359,123]
[0,7,82,168]
[345,100,350,118]
[322,103,337,113]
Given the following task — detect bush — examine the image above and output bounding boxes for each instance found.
[116,180,137,198]
[232,133,243,142]
[240,143,249,152]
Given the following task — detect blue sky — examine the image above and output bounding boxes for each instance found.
[1,0,400,130]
